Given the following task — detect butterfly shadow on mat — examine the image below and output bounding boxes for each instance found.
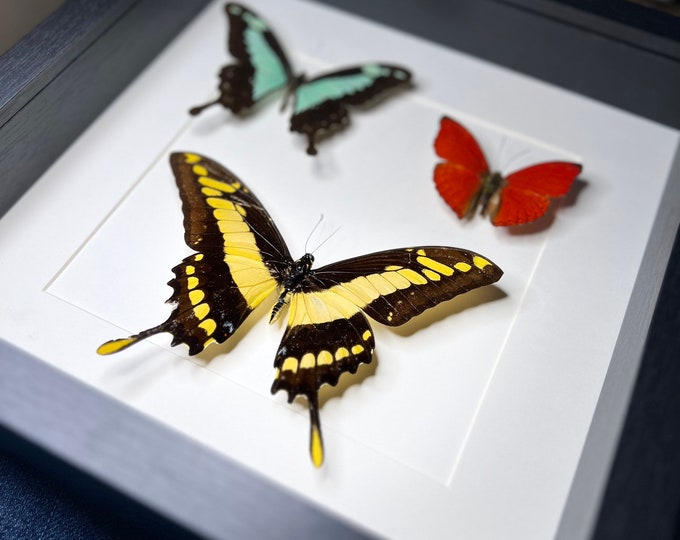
[391,285,507,338]
[311,356,379,409]
[191,298,277,363]
[506,177,588,236]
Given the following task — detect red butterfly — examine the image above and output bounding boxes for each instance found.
[433,116,582,226]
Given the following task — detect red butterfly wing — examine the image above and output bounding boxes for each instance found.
[434,116,489,218]
[434,163,483,219]
[491,188,550,226]
[505,162,581,196]
[434,116,490,174]
[492,162,581,226]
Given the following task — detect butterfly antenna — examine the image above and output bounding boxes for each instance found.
[304,215,342,256]
[311,226,341,255]
[304,214,325,253]
[308,393,324,468]
[504,147,531,174]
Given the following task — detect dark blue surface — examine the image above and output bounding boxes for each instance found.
[0,453,108,539]
[0,426,198,538]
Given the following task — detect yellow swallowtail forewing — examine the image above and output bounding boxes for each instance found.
[98,152,503,467]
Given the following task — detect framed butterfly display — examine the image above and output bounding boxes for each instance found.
[189,3,413,155]
[433,116,582,227]
[97,152,503,467]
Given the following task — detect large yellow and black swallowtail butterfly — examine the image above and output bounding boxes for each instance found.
[97,152,503,467]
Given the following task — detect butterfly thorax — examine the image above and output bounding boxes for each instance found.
[269,253,315,323]
[281,74,307,112]
[285,253,315,288]
[479,172,506,218]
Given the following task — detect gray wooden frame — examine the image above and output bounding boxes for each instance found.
[1,0,679,538]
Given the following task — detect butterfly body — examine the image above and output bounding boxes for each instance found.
[98,152,502,467]
[463,171,505,221]
[434,116,581,226]
[190,3,412,155]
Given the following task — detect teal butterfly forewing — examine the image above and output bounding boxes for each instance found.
[190,3,294,115]
[190,3,413,154]
[98,153,502,467]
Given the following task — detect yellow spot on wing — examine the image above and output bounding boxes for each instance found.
[211,200,235,211]
[366,273,397,295]
[351,344,364,355]
[201,187,223,197]
[337,276,380,304]
[193,303,210,320]
[213,208,240,221]
[317,350,333,365]
[454,262,472,272]
[417,256,454,276]
[362,330,372,341]
[199,319,216,335]
[416,249,426,256]
[199,177,236,193]
[97,337,137,355]
[189,290,205,305]
[282,357,298,373]
[473,256,492,269]
[384,265,403,271]
[335,347,349,360]
[195,254,204,261]
[207,197,236,209]
[310,425,324,468]
[185,265,195,275]
[187,276,199,289]
[223,231,256,249]
[398,268,428,285]
[381,271,411,289]
[218,220,250,234]
[300,353,315,369]
[193,165,208,176]
[422,269,441,281]
[184,153,201,163]
[225,245,261,259]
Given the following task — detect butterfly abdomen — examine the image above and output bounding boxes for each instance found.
[479,172,506,218]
